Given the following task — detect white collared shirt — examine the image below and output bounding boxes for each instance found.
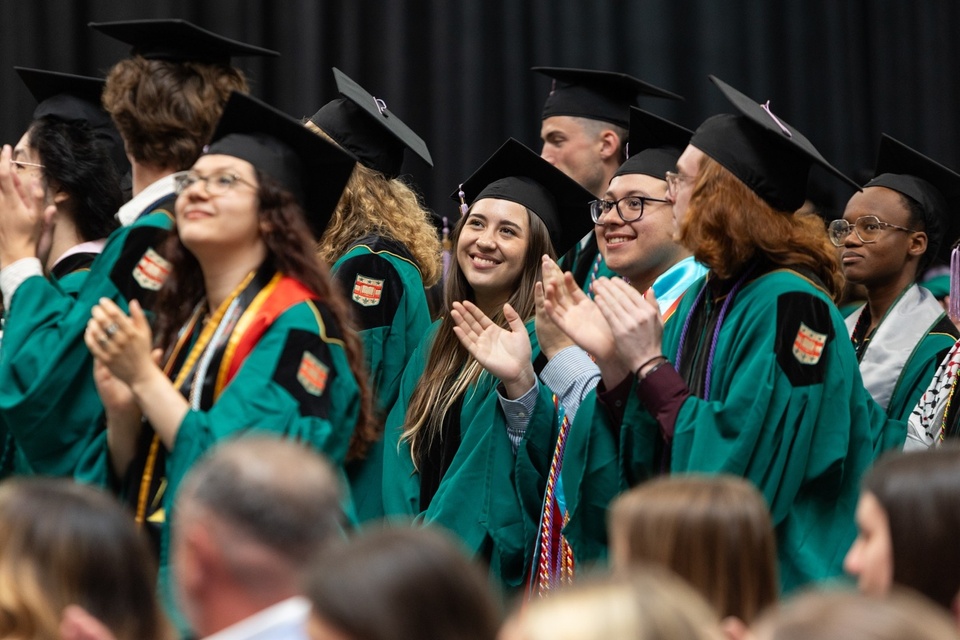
[203,596,311,640]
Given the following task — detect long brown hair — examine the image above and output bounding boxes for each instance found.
[678,156,843,299]
[609,475,778,624]
[154,171,377,461]
[306,122,442,287]
[400,205,555,469]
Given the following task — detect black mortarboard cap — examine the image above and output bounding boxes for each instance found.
[534,67,683,129]
[88,19,278,65]
[450,138,595,257]
[690,75,859,212]
[614,107,692,181]
[309,68,432,179]
[15,66,129,176]
[206,92,356,239]
[866,134,960,262]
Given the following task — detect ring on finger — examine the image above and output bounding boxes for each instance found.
[104,323,120,338]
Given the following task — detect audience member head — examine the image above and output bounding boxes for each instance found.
[844,446,960,611]
[0,478,165,640]
[172,437,345,637]
[752,589,959,640]
[305,526,502,640]
[609,474,778,626]
[500,568,723,640]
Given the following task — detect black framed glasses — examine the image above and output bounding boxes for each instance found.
[827,215,919,247]
[589,195,669,223]
[173,170,258,196]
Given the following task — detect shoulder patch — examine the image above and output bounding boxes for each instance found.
[109,224,173,308]
[775,292,834,386]
[333,254,405,330]
[133,248,172,291]
[352,274,384,306]
[273,328,336,418]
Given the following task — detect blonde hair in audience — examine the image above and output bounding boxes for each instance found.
[501,568,722,640]
[609,474,778,624]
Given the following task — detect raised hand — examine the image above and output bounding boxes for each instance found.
[592,277,665,373]
[451,300,534,399]
[85,298,157,387]
[540,255,615,361]
[534,281,574,359]
[0,144,46,265]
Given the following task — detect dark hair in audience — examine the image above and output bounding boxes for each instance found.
[0,478,166,640]
[899,190,940,273]
[155,171,377,461]
[678,155,843,299]
[102,56,248,171]
[305,527,502,640]
[862,446,960,609]
[27,116,122,241]
[177,437,345,568]
[752,589,958,640]
[609,474,778,624]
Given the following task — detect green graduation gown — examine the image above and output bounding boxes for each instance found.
[382,319,544,592]
[845,283,959,447]
[0,195,176,482]
[559,264,888,593]
[332,235,433,522]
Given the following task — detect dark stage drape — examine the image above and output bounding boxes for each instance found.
[1,0,958,222]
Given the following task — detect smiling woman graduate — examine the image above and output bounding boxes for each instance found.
[83,93,374,603]
[381,138,594,592]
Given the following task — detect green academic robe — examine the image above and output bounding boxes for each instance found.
[332,235,432,523]
[0,197,176,483]
[560,265,887,593]
[382,319,544,592]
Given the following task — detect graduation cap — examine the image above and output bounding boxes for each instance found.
[15,66,128,176]
[308,68,432,179]
[88,19,278,65]
[865,134,960,262]
[205,92,356,239]
[533,67,683,129]
[450,138,595,257]
[689,75,859,212]
[614,107,692,181]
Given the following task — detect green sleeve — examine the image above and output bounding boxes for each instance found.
[0,212,173,481]
[885,325,958,427]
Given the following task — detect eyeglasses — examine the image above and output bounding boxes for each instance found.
[589,195,668,223]
[12,159,44,173]
[173,170,257,196]
[664,171,695,198]
[827,216,919,247]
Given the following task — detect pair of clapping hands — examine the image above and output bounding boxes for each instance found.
[451,255,665,396]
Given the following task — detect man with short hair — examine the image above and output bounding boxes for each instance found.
[173,438,344,640]
[533,67,681,290]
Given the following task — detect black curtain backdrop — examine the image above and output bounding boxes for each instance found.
[1,0,958,222]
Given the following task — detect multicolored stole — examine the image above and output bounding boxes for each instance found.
[129,264,318,535]
[529,395,575,596]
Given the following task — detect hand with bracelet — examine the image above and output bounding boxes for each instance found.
[592,276,667,381]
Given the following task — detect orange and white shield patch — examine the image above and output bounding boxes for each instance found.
[132,248,172,291]
[297,352,329,396]
[792,322,827,365]
[352,274,384,307]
